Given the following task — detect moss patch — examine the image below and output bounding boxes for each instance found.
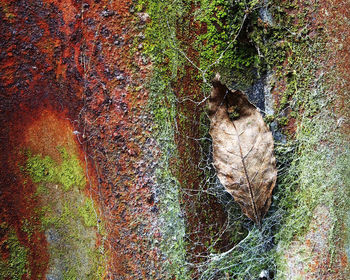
[0,224,29,279]
[196,0,260,88]
[26,148,85,191]
[78,198,98,228]
[25,148,106,280]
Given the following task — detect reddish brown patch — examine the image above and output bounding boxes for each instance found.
[340,252,348,267]
[74,1,164,277]
[285,116,297,136]
[13,109,80,161]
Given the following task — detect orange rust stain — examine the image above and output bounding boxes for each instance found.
[73,0,164,277]
[21,109,80,161]
[340,252,348,267]
[7,105,84,166]
[44,0,78,28]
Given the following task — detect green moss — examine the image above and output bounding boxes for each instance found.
[0,224,29,280]
[228,105,240,120]
[26,148,85,192]
[137,0,189,77]
[37,190,105,279]
[78,198,98,227]
[149,86,189,277]
[140,1,191,277]
[278,116,289,126]
[57,149,85,191]
[21,219,34,241]
[253,2,350,278]
[88,246,107,279]
[274,111,350,278]
[36,184,49,195]
[26,153,56,183]
[63,268,78,280]
[265,0,331,246]
[196,0,261,88]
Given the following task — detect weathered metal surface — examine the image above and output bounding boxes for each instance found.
[0,0,161,278]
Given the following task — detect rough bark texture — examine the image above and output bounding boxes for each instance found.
[209,75,277,225]
[1,0,350,279]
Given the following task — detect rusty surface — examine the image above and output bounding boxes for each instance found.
[0,0,161,278]
[0,1,84,278]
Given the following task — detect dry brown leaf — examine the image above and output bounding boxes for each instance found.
[208,74,277,225]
